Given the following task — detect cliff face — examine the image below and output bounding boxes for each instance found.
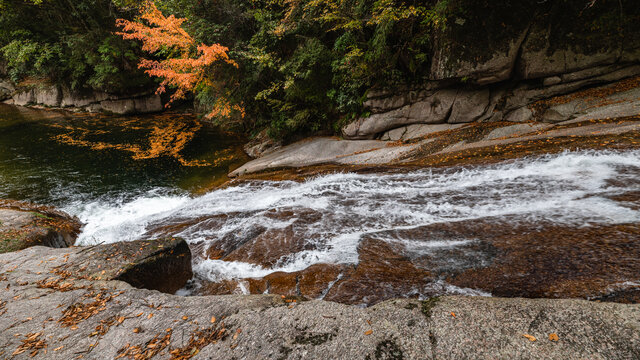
[343,0,640,139]
[0,83,164,115]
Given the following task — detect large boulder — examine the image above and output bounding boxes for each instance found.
[8,83,164,114]
[343,89,459,139]
[99,94,163,114]
[58,238,193,294]
[133,93,163,113]
[0,200,81,254]
[12,88,35,106]
[229,137,395,176]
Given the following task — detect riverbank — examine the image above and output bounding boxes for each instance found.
[1,78,639,358]
[229,77,640,179]
[1,241,639,359]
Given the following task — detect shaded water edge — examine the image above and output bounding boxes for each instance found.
[0,104,249,206]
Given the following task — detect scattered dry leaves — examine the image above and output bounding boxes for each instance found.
[169,325,228,360]
[116,330,172,360]
[12,332,47,357]
[59,291,117,328]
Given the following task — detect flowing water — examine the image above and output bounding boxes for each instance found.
[2,104,639,305]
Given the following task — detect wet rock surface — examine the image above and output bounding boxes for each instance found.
[189,219,640,306]
[1,245,639,359]
[152,142,640,306]
[0,200,80,254]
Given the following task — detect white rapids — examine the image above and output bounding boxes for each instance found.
[63,149,640,283]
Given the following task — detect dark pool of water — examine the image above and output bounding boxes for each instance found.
[0,104,248,207]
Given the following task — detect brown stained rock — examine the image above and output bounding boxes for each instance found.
[200,264,350,300]
[223,209,323,267]
[447,222,640,302]
[324,239,433,305]
[201,279,246,295]
[298,264,352,298]
[196,217,640,305]
[206,246,226,260]
[223,227,307,267]
[607,191,640,211]
[0,200,81,254]
[264,264,351,298]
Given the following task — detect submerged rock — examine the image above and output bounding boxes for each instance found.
[0,200,80,254]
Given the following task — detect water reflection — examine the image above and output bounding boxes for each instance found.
[0,104,248,206]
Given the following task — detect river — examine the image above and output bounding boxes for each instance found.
[2,104,639,305]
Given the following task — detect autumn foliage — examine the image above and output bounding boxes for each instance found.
[116,1,242,119]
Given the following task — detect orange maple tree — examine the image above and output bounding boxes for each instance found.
[116,1,243,119]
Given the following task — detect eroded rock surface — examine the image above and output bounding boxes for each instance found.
[1,245,639,359]
[345,69,640,139]
[2,83,163,115]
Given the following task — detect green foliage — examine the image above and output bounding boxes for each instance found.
[1,0,450,139]
[154,0,449,140]
[0,0,150,92]
[0,36,62,82]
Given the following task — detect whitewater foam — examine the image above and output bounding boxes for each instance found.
[64,149,640,282]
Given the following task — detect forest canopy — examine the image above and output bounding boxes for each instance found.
[0,0,633,140]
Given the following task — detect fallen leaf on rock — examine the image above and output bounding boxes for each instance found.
[182,316,188,320]
[132,327,140,333]
[549,333,559,341]
[148,313,153,319]
[364,330,373,336]
[12,332,46,357]
[451,312,456,318]
[522,334,536,342]
[210,316,216,324]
